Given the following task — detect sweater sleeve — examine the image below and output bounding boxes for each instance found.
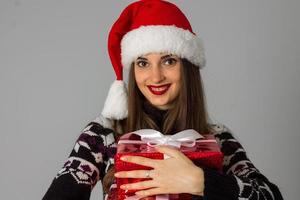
[42,119,117,200]
[198,124,284,200]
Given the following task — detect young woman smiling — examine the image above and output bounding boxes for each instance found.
[43,1,283,200]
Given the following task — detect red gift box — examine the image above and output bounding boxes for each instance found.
[114,129,223,200]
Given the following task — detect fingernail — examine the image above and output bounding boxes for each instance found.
[120,156,127,161]
[120,185,126,189]
[114,173,119,177]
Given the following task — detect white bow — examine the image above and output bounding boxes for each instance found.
[119,129,203,148]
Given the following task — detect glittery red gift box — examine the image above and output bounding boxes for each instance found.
[114,133,223,200]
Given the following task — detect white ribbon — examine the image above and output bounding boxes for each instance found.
[119,129,203,148]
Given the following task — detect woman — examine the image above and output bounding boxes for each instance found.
[43,0,283,199]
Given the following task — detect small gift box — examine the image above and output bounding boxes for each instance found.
[114,129,223,200]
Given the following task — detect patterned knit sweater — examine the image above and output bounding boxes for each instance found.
[43,107,283,200]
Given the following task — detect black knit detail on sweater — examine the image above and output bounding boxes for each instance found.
[203,168,239,200]
[43,173,91,200]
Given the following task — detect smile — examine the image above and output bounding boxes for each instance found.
[147,84,171,95]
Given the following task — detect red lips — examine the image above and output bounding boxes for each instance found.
[147,84,171,95]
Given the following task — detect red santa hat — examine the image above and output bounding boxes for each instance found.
[102,0,206,120]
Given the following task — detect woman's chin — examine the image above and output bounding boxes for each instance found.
[149,101,171,110]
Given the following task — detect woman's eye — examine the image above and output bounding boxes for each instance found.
[136,61,148,68]
[163,58,177,66]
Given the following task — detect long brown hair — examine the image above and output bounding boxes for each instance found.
[102,58,212,193]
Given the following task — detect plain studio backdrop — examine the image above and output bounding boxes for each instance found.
[0,0,299,199]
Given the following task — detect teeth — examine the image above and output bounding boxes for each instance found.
[151,86,168,91]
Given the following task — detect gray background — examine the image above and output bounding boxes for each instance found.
[0,0,299,199]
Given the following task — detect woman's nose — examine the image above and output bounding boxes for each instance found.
[150,65,165,83]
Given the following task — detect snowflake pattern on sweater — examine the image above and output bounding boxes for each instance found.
[43,116,283,200]
[211,124,280,200]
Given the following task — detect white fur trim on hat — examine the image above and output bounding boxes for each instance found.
[102,80,128,120]
[121,25,205,69]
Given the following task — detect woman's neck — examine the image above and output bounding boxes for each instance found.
[143,101,168,131]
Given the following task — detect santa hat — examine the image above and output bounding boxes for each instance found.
[101,0,206,120]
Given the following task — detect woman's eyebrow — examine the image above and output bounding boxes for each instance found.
[161,54,174,59]
[136,57,147,60]
[136,54,175,60]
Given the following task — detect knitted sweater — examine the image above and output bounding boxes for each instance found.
[43,107,283,200]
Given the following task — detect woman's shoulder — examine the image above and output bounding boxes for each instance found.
[208,122,241,143]
[209,122,232,135]
[83,113,120,131]
[208,122,246,154]
[80,114,117,144]
[88,114,114,130]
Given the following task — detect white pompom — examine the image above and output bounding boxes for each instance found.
[101,80,128,120]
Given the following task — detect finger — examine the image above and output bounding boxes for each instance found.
[121,156,159,168]
[121,180,156,190]
[135,187,165,198]
[115,170,154,178]
[154,145,185,159]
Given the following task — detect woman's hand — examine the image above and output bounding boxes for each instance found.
[114,145,205,198]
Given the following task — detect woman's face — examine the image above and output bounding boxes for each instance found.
[134,52,182,110]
